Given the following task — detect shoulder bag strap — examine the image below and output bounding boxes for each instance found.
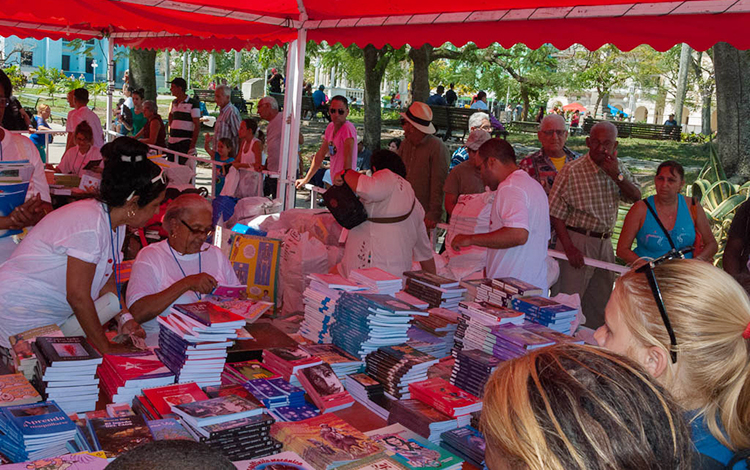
[644,198,677,251]
[368,199,416,224]
[726,448,750,468]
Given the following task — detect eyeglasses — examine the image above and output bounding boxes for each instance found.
[180,219,214,239]
[479,125,493,132]
[330,108,346,115]
[541,129,567,137]
[151,167,166,185]
[634,247,693,363]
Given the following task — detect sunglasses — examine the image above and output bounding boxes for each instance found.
[330,108,346,115]
[634,247,693,363]
[181,219,214,239]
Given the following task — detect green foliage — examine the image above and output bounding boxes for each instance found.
[2,65,27,90]
[62,77,87,92]
[89,81,107,109]
[681,132,712,143]
[65,39,95,59]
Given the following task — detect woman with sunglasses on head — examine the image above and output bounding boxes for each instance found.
[127,193,240,347]
[617,160,717,267]
[482,343,694,470]
[594,259,750,468]
[295,95,357,190]
[0,137,166,354]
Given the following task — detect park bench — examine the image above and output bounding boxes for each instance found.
[18,94,40,117]
[582,118,681,141]
[50,111,67,125]
[193,89,250,115]
[508,121,541,134]
[429,105,451,139]
[431,106,509,142]
[270,92,285,111]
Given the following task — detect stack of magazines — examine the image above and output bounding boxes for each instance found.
[97,351,175,404]
[403,271,466,310]
[300,273,365,344]
[0,401,77,463]
[511,296,578,335]
[365,344,438,400]
[450,349,501,398]
[344,373,392,420]
[387,399,465,445]
[221,360,279,385]
[440,426,486,468]
[349,267,402,296]
[452,302,524,358]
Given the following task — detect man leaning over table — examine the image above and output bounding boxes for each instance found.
[548,121,641,328]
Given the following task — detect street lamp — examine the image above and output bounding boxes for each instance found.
[91,59,98,81]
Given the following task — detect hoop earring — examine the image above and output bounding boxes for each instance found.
[127,209,136,219]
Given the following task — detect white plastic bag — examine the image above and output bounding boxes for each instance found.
[279,230,329,316]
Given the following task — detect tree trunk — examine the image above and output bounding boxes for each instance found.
[520,85,530,121]
[713,42,750,179]
[674,43,692,124]
[701,90,712,135]
[363,45,391,152]
[600,92,609,118]
[593,92,603,119]
[129,48,157,101]
[408,44,433,104]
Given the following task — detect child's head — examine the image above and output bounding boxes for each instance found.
[240,118,258,140]
[217,137,235,159]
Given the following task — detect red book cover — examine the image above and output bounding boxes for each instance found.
[295,363,353,412]
[142,382,208,417]
[262,347,322,374]
[102,352,173,389]
[173,302,246,326]
[408,378,482,417]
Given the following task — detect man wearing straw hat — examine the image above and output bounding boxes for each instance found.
[398,102,450,229]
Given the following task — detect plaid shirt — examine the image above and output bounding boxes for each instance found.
[518,146,580,195]
[549,153,635,233]
[214,103,241,154]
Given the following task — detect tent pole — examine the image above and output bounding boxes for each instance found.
[105,36,115,143]
[278,28,307,210]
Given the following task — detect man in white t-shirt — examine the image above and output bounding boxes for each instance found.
[66,88,105,150]
[451,138,551,290]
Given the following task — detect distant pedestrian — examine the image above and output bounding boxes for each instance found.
[470,91,488,110]
[445,83,458,107]
[427,86,448,106]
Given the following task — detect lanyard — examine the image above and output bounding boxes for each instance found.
[168,242,202,300]
[105,205,122,308]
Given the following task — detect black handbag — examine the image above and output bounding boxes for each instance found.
[322,181,368,229]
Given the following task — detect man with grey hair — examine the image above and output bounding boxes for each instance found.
[258,96,282,198]
[450,112,492,169]
[548,121,641,328]
[519,113,580,195]
[443,129,490,216]
[204,85,240,158]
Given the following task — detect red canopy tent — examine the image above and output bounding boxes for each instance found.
[1,0,748,204]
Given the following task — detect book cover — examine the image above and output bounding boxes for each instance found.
[229,235,281,303]
[270,403,320,422]
[206,297,274,323]
[102,351,174,385]
[299,344,361,366]
[89,415,153,458]
[366,423,463,470]
[146,418,194,441]
[35,336,102,365]
[142,382,208,417]
[212,285,247,298]
[173,302,247,327]
[0,451,108,470]
[225,360,280,381]
[173,394,265,424]
[233,450,316,470]
[1,400,76,437]
[404,271,460,288]
[9,324,63,363]
[264,347,322,371]
[0,373,41,407]
[204,384,264,407]
[297,363,352,411]
[408,379,481,417]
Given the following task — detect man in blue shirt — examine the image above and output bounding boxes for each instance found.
[312,85,330,121]
[427,86,448,106]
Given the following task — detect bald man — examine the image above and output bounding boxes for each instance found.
[548,121,641,328]
[518,114,580,195]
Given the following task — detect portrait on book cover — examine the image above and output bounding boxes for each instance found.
[302,364,342,397]
[52,342,87,358]
[271,348,310,362]
[163,393,197,408]
[379,435,442,468]
[9,403,56,417]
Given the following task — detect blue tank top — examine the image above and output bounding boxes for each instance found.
[634,195,695,260]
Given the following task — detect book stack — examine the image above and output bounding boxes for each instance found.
[271,414,383,470]
[403,271,466,310]
[440,426,486,468]
[244,377,307,410]
[450,350,501,398]
[134,382,209,420]
[87,414,153,459]
[0,401,77,463]
[332,293,425,359]
[171,394,267,428]
[97,352,175,404]
[452,302,525,357]
[366,423,464,470]
[233,450,316,470]
[205,296,274,324]
[394,290,429,309]
[409,378,482,418]
[387,399,464,445]
[185,411,281,460]
[300,344,364,386]
[511,297,578,335]
[156,301,245,387]
[365,344,438,400]
[486,324,556,361]
[32,337,102,414]
[476,277,544,307]
[522,322,585,345]
[458,278,491,303]
[300,273,366,344]
[221,360,280,385]
[8,325,64,380]
[146,417,194,441]
[344,373,393,420]
[296,362,354,413]
[262,347,323,387]
[0,374,41,407]
[350,267,403,296]
[407,326,452,359]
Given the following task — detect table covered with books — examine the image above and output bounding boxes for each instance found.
[0,227,585,470]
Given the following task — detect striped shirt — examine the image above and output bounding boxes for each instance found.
[214,103,241,155]
[548,153,635,234]
[168,97,201,144]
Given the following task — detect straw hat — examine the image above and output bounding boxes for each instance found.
[400,102,436,134]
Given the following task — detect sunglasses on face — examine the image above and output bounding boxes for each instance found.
[634,247,693,363]
[330,108,346,115]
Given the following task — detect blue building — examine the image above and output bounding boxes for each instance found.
[1,36,129,84]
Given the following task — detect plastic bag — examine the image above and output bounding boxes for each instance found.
[278,230,329,316]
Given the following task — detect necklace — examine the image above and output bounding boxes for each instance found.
[168,242,203,300]
[105,205,122,308]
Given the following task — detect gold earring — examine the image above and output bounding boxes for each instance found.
[127,209,136,219]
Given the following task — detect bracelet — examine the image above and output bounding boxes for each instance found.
[118,312,134,326]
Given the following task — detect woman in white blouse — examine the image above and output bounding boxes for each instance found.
[0,137,166,353]
[127,194,240,346]
[55,121,102,176]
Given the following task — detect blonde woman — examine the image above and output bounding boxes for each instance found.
[481,343,693,470]
[594,259,750,468]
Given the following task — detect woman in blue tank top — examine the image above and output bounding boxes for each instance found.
[617,161,717,265]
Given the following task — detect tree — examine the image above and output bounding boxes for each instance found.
[90,81,108,110]
[129,48,157,101]
[692,50,715,135]
[363,45,402,151]
[713,42,750,179]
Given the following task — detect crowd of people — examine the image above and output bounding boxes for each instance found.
[0,65,749,468]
